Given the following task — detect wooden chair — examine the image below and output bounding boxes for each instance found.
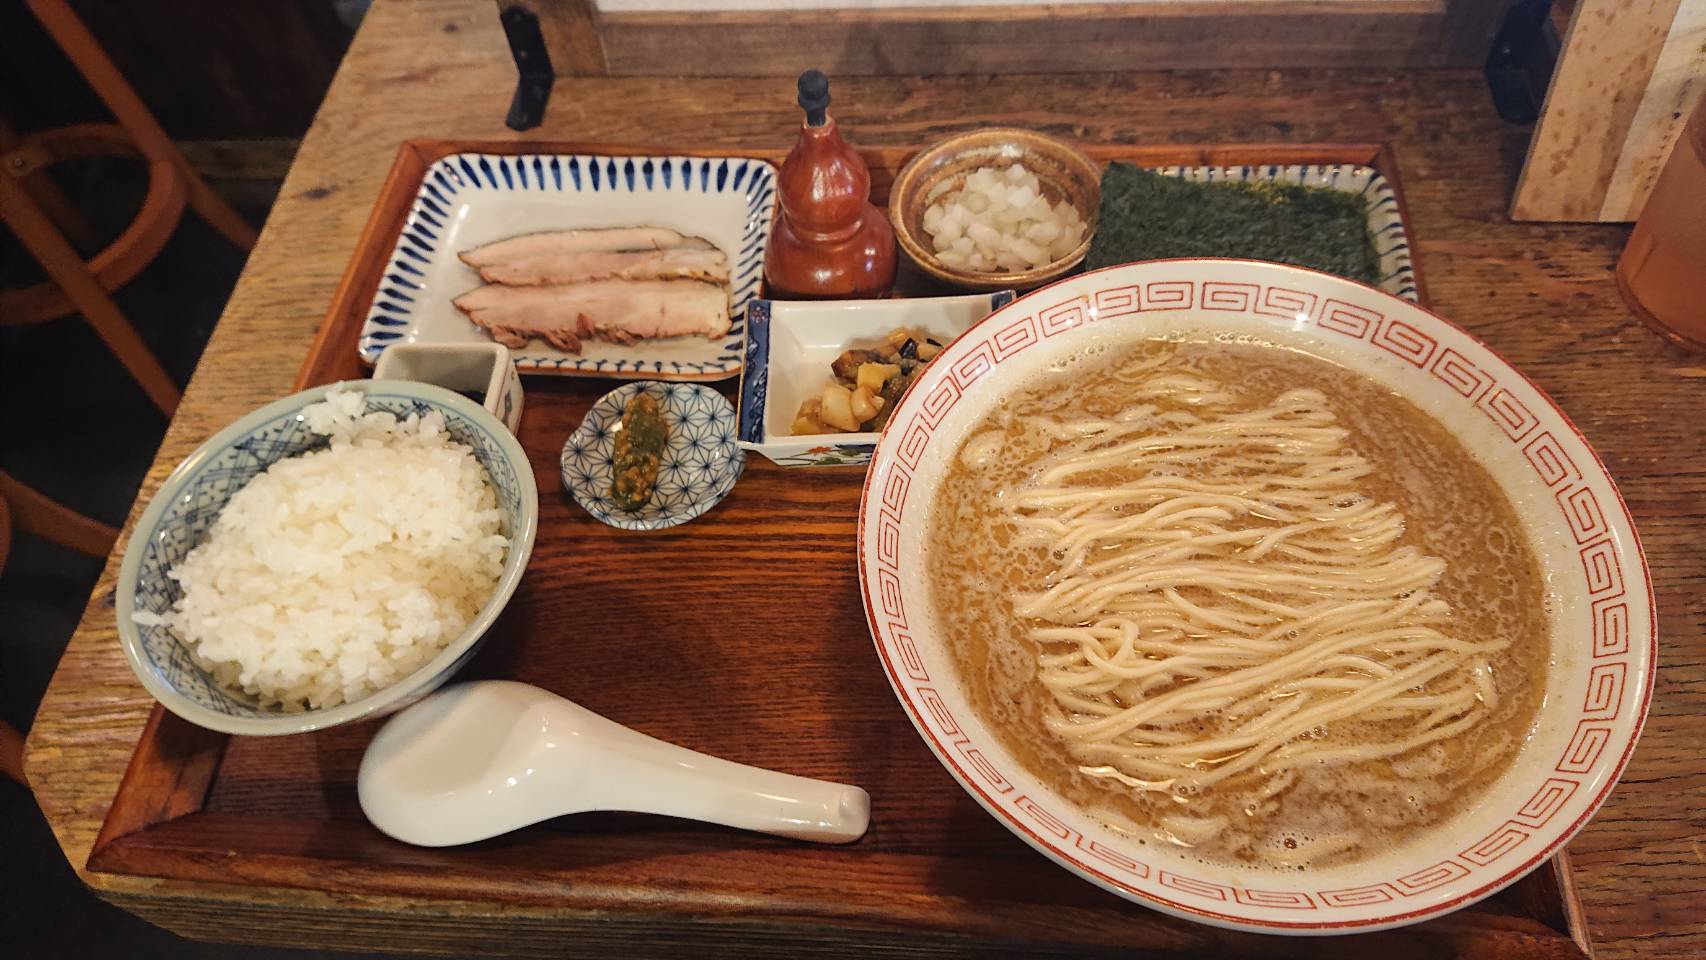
[0,0,209,786]
[1,721,23,786]
[0,473,119,788]
[0,496,14,786]
[0,0,258,418]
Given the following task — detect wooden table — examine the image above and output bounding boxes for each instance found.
[24,1,1706,956]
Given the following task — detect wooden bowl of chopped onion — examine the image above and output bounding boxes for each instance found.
[890,129,1100,291]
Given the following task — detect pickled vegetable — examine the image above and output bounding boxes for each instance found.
[821,383,860,432]
[791,328,947,435]
[851,385,884,422]
[856,362,901,392]
[611,393,668,511]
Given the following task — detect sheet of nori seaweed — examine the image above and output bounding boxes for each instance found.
[1084,163,1381,284]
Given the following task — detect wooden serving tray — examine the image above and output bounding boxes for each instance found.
[90,139,1592,959]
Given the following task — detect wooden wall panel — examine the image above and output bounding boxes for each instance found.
[513,0,1510,76]
[1512,0,1706,222]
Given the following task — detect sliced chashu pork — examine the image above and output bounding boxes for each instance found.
[453,279,730,354]
[472,247,729,286]
[459,227,716,265]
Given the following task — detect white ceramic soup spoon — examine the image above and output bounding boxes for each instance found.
[357,680,871,847]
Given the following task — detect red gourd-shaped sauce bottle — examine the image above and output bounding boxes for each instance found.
[764,70,897,300]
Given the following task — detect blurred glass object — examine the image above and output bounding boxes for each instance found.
[1618,94,1706,351]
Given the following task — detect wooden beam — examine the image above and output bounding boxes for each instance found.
[1512,0,1706,221]
[502,1,1505,76]
[501,0,607,76]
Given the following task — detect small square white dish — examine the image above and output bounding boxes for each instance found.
[736,292,1013,467]
[372,342,524,434]
[358,152,778,381]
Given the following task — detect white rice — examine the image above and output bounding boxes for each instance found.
[134,387,509,711]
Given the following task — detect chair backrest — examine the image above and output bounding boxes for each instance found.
[0,490,12,573]
[25,0,179,165]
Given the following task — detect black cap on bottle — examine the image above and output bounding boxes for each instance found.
[797,69,830,127]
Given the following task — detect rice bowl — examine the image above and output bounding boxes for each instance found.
[117,380,538,736]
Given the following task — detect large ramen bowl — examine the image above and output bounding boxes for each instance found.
[856,259,1653,934]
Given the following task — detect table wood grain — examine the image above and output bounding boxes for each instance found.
[24,0,1706,956]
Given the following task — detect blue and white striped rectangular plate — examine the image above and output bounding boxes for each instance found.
[358,152,777,381]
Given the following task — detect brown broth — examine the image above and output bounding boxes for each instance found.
[926,338,1549,870]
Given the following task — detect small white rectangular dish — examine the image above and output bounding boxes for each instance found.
[372,341,524,434]
[736,292,1013,467]
[358,152,777,380]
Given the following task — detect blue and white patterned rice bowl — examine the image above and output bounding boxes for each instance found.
[561,381,745,531]
[116,381,539,736]
[358,152,778,381]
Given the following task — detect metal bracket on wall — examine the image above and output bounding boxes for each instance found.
[501,5,553,131]
[1485,0,1559,125]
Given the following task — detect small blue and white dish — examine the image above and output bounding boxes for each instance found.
[359,152,778,381]
[736,292,1014,467]
[561,381,745,531]
[115,381,539,737]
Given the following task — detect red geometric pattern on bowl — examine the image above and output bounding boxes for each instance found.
[857,260,1654,933]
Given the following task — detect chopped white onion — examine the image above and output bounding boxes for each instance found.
[923,163,1087,273]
